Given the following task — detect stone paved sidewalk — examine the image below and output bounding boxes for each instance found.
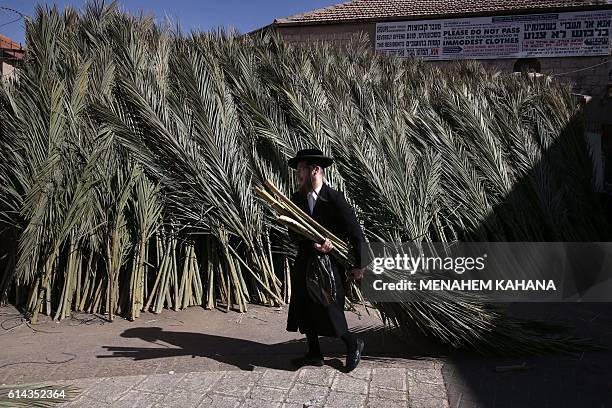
[3,302,612,407]
[49,365,448,407]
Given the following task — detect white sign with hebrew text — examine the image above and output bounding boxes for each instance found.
[375,10,612,60]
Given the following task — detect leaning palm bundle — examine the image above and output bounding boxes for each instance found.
[255,180,351,265]
[0,2,607,355]
[257,180,599,354]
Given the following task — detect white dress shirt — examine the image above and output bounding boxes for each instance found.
[307,184,323,214]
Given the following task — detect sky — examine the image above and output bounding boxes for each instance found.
[0,0,340,45]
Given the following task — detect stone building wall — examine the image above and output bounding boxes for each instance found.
[430,56,611,98]
[276,23,612,99]
[275,20,612,191]
[1,61,16,79]
[276,23,376,49]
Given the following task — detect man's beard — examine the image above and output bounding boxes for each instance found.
[298,174,314,195]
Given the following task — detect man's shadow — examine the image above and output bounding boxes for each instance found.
[98,326,443,372]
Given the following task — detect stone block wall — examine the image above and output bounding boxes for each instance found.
[1,61,16,78]
[540,56,611,98]
[275,20,612,191]
[275,23,612,100]
[276,22,375,49]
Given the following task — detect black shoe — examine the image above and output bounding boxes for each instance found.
[345,339,364,372]
[291,353,324,367]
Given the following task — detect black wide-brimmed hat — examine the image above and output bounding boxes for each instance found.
[288,148,334,169]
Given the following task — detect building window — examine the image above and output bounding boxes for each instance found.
[513,58,541,73]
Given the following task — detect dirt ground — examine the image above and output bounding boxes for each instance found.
[0,303,428,383]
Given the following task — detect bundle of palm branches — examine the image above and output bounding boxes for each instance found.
[255,180,352,265]
[0,2,607,354]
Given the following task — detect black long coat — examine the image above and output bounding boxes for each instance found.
[286,183,366,338]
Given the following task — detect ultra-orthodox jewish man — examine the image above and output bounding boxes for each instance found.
[286,148,368,372]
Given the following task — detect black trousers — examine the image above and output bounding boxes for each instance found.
[305,328,357,356]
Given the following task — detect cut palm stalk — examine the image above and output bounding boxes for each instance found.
[276,216,352,266]
[263,180,350,251]
[227,245,285,305]
[74,248,82,316]
[255,185,349,253]
[144,238,171,312]
[172,239,179,311]
[193,251,203,305]
[178,244,189,309]
[205,238,215,309]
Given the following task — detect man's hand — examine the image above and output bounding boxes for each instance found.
[349,268,365,281]
[314,238,333,253]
